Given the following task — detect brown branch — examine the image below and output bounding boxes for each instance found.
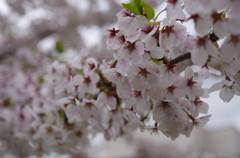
[163,32,219,65]
[171,52,191,64]
[162,52,191,65]
[209,32,219,43]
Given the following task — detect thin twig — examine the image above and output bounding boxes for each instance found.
[163,32,219,65]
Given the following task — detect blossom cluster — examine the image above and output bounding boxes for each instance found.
[0,48,140,155]
[0,0,240,156]
[106,0,240,139]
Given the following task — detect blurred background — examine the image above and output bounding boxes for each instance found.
[0,0,240,157]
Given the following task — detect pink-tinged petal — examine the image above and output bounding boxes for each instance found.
[135,15,149,28]
[184,67,194,79]
[125,96,135,108]
[127,30,141,43]
[132,76,146,91]
[142,51,151,62]
[179,98,192,113]
[146,61,161,75]
[118,46,131,59]
[147,74,159,87]
[160,33,172,50]
[198,102,209,114]
[116,79,131,99]
[234,84,240,96]
[90,72,100,83]
[131,51,143,64]
[80,106,91,119]
[142,35,157,49]
[195,115,211,127]
[191,48,209,66]
[106,96,117,110]
[192,85,204,96]
[206,40,219,57]
[106,36,116,49]
[97,92,107,104]
[191,65,201,73]
[182,123,194,137]
[211,0,230,10]
[213,21,228,38]
[135,41,145,55]
[116,58,129,75]
[209,82,223,92]
[208,67,221,76]
[104,130,111,141]
[173,88,185,99]
[149,85,165,101]
[195,14,212,35]
[149,48,164,59]
[152,106,164,122]
[222,79,233,86]
[234,73,240,87]
[166,2,186,19]
[230,59,240,75]
[136,99,149,112]
[65,104,81,123]
[220,38,237,62]
[186,89,196,101]
[219,88,234,102]
[185,0,213,14]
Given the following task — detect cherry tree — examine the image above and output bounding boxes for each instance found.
[0,0,240,157]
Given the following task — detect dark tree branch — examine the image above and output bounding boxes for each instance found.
[163,32,220,65]
[209,32,219,43]
[171,52,191,64]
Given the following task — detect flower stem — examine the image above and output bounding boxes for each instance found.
[154,9,166,22]
[217,55,228,77]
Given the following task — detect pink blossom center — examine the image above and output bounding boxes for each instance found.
[142,25,154,34]
[196,37,207,47]
[46,126,53,133]
[162,25,174,37]
[167,0,178,4]
[107,28,119,38]
[160,101,170,109]
[193,96,202,106]
[118,35,126,44]
[133,90,142,98]
[165,61,177,73]
[76,131,82,137]
[188,14,199,23]
[85,102,94,108]
[123,10,135,17]
[211,12,224,24]
[187,77,196,87]
[168,85,176,94]
[106,89,116,97]
[124,41,136,53]
[229,35,240,46]
[0,117,5,122]
[88,63,96,70]
[84,76,91,84]
[138,67,149,78]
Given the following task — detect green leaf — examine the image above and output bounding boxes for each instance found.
[131,0,141,3]
[55,41,65,53]
[131,0,143,15]
[141,1,155,20]
[58,109,69,125]
[122,3,142,15]
[58,110,66,122]
[3,97,11,105]
[38,76,44,85]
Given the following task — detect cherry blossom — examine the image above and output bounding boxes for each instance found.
[191,36,219,66]
[1,0,240,156]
